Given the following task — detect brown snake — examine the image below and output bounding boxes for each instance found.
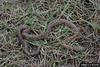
[17,19,79,56]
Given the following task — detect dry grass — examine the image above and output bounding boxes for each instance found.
[0,0,100,67]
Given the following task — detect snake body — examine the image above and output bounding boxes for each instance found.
[17,25,40,56]
[47,19,79,33]
[17,19,79,56]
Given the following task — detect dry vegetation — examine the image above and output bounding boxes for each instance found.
[0,0,100,67]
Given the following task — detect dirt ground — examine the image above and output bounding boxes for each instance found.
[0,0,100,67]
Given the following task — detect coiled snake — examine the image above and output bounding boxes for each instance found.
[17,19,79,56]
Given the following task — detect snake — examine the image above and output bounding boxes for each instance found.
[17,19,79,56]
